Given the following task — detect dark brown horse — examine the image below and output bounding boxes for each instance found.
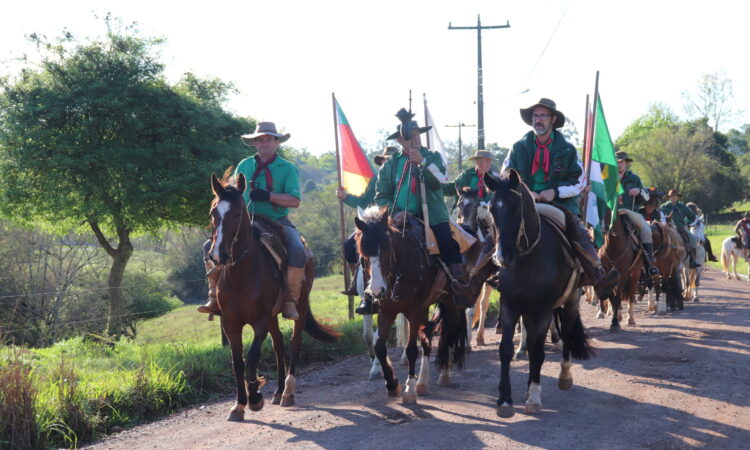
[209,173,339,421]
[354,207,486,403]
[649,222,687,313]
[484,169,594,418]
[598,213,644,330]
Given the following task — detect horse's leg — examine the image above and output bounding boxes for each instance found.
[368,325,383,381]
[375,312,400,397]
[497,304,520,418]
[475,283,491,346]
[465,307,475,350]
[416,309,432,396]
[549,319,562,352]
[401,314,421,404]
[223,320,247,422]
[596,298,607,319]
[627,298,636,326]
[268,316,286,405]
[610,294,621,331]
[281,312,306,407]
[524,314,549,415]
[397,313,410,365]
[515,317,528,360]
[656,276,667,314]
[245,324,269,412]
[558,307,574,391]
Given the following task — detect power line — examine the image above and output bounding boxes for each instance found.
[519,0,573,91]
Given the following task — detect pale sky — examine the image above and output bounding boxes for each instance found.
[2,0,748,154]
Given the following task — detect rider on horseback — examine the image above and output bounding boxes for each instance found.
[502,98,619,300]
[616,151,660,277]
[198,122,306,321]
[734,211,750,259]
[639,189,667,224]
[660,190,700,268]
[374,108,474,309]
[686,202,718,262]
[337,146,397,304]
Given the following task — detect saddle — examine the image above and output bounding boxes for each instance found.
[391,212,477,257]
[534,204,581,308]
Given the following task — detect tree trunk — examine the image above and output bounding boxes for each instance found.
[89,220,133,338]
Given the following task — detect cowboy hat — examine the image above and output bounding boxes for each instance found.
[374,146,398,166]
[386,108,432,140]
[615,151,633,162]
[240,122,290,147]
[467,150,495,161]
[667,189,682,197]
[520,98,566,129]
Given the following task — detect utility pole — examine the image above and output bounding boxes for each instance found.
[445,123,475,170]
[449,14,510,150]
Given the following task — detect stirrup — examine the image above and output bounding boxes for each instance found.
[355,295,379,315]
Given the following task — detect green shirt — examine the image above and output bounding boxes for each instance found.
[343,175,377,209]
[448,167,491,196]
[659,201,696,227]
[375,147,450,226]
[234,154,300,220]
[618,169,646,211]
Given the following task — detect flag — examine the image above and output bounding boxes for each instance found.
[586,161,606,247]
[424,100,449,172]
[590,93,622,227]
[335,100,374,196]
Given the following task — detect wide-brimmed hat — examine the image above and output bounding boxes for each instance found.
[240,122,290,147]
[467,150,495,161]
[667,189,682,197]
[520,98,566,129]
[616,151,633,162]
[386,108,432,140]
[374,146,398,166]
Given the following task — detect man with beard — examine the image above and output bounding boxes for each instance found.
[502,98,619,300]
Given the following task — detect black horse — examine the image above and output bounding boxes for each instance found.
[484,169,594,418]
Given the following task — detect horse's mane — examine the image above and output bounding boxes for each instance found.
[211,166,241,209]
[356,206,391,257]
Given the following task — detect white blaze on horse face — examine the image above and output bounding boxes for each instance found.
[477,201,491,222]
[493,240,505,266]
[211,200,231,261]
[367,257,386,297]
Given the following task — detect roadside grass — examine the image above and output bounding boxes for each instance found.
[720,200,750,214]
[705,223,749,274]
[0,275,368,448]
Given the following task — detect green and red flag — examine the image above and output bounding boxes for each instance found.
[590,93,622,227]
[335,100,374,196]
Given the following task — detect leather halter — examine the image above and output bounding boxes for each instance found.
[509,188,541,257]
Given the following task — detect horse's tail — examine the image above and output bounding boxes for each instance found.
[304,306,340,343]
[563,311,595,360]
[435,301,467,371]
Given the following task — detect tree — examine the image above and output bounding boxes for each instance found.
[0,20,251,336]
[617,103,680,149]
[682,71,741,132]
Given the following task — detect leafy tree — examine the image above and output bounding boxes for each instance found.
[0,20,251,336]
[682,71,742,132]
[617,103,680,149]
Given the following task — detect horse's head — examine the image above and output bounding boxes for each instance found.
[209,172,247,266]
[354,206,392,299]
[457,188,493,236]
[691,215,706,243]
[484,169,540,267]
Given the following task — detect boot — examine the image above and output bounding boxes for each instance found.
[447,263,474,308]
[283,266,305,321]
[340,263,359,296]
[642,242,660,277]
[704,240,718,262]
[567,216,619,301]
[197,261,221,315]
[355,293,379,315]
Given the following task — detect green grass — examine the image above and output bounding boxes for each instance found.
[0,275,368,448]
[705,223,749,274]
[720,200,750,214]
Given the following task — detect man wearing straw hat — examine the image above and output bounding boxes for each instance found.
[375,108,474,308]
[452,149,497,196]
[616,150,660,277]
[198,122,306,320]
[336,146,397,310]
[502,97,619,300]
[660,189,700,268]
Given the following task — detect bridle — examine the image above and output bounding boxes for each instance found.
[210,199,251,267]
[508,188,541,257]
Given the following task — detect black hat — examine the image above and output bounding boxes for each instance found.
[387,108,432,140]
[616,151,633,162]
[520,98,566,129]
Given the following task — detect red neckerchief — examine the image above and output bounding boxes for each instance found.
[476,170,486,198]
[409,163,418,193]
[531,137,551,181]
[251,154,277,192]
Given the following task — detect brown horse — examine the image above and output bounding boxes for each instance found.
[598,213,644,330]
[209,173,339,421]
[354,207,488,403]
[649,223,687,313]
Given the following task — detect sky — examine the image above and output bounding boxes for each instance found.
[1,0,748,155]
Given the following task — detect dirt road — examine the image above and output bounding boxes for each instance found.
[88,269,749,449]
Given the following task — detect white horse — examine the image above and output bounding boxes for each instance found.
[721,236,749,281]
[685,217,707,302]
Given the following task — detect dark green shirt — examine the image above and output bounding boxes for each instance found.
[659,201,696,227]
[446,167,492,198]
[618,169,647,211]
[375,147,450,226]
[234,154,300,220]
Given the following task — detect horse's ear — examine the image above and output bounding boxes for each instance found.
[236,173,247,194]
[507,169,521,189]
[211,173,223,196]
[355,216,369,232]
[484,171,501,192]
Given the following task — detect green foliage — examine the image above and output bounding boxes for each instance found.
[617,104,680,149]
[291,183,346,276]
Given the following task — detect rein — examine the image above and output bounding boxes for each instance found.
[510,188,541,257]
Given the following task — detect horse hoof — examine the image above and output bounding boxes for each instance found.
[558,377,573,390]
[693,298,700,303]
[387,383,402,397]
[272,393,282,405]
[609,324,620,332]
[596,312,605,319]
[280,395,295,407]
[402,392,417,404]
[437,375,451,387]
[249,396,265,412]
[368,370,382,381]
[525,402,542,414]
[497,403,515,418]
[227,409,245,422]
[476,337,485,346]
[416,384,428,396]
[514,352,526,361]
[627,318,636,326]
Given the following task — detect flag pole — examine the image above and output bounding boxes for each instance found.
[581,93,592,222]
[331,93,354,320]
[423,93,432,149]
